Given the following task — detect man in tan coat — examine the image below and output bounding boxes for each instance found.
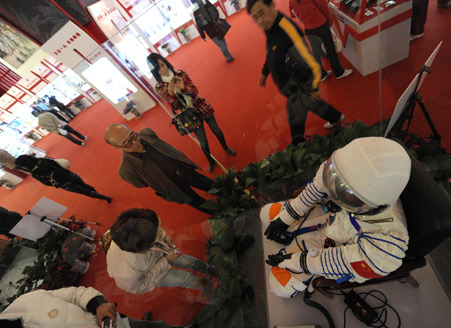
[38,112,87,146]
[104,123,213,214]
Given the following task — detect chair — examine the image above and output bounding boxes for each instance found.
[312,151,451,295]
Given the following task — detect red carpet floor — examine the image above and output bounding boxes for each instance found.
[1,1,450,325]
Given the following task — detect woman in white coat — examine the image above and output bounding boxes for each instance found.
[0,286,184,327]
[107,208,214,294]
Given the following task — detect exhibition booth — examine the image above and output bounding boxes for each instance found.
[0,1,450,327]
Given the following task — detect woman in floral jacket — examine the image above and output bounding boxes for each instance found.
[147,53,235,172]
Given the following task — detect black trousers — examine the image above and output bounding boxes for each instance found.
[286,88,342,145]
[59,106,76,119]
[48,109,69,123]
[193,114,228,162]
[305,22,344,77]
[411,0,429,35]
[176,167,214,214]
[62,125,85,145]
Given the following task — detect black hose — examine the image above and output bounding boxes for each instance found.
[303,290,335,328]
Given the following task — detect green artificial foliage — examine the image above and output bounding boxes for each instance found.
[2,218,91,306]
[197,120,450,327]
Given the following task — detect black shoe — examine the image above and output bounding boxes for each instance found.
[105,197,112,203]
[225,147,236,156]
[141,311,153,321]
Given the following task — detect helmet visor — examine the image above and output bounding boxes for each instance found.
[322,157,375,214]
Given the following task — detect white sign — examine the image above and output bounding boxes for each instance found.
[41,21,99,69]
[10,197,68,241]
[88,0,129,39]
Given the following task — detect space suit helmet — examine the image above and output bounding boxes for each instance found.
[322,137,411,214]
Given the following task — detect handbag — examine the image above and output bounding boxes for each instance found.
[214,18,231,39]
[311,0,343,53]
[171,107,202,136]
[330,27,343,53]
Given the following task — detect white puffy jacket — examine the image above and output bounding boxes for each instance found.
[0,287,111,327]
[106,229,171,294]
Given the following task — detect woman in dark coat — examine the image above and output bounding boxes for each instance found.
[147,53,235,172]
[48,96,76,120]
[15,155,111,202]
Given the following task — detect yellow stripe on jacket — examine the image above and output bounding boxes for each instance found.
[279,17,321,90]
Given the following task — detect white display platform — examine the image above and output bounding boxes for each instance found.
[260,218,451,327]
[329,1,412,76]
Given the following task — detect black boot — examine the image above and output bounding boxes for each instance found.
[224,147,236,156]
[89,191,112,203]
[201,147,215,172]
[217,134,236,156]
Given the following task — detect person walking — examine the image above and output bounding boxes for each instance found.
[192,0,234,62]
[289,0,353,80]
[14,155,112,202]
[247,0,345,145]
[147,53,235,172]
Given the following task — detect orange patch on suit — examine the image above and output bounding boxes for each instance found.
[272,267,291,286]
[269,203,282,221]
[350,261,384,279]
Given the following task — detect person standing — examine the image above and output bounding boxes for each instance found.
[147,53,235,172]
[104,124,214,214]
[410,0,429,40]
[48,95,77,120]
[107,208,215,294]
[0,286,189,328]
[289,0,353,80]
[247,0,345,145]
[37,112,87,146]
[192,0,234,62]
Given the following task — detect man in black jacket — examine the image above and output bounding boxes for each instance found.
[247,0,345,145]
[192,0,234,62]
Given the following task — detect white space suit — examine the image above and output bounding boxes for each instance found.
[262,137,411,298]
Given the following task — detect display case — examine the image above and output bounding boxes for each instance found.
[329,0,412,76]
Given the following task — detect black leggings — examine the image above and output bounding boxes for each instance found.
[193,114,228,161]
[62,173,109,200]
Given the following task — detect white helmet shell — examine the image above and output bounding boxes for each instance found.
[332,137,411,207]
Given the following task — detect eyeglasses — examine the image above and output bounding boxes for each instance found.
[118,131,138,148]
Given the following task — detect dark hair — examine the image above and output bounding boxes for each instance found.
[147,53,175,83]
[48,96,58,105]
[110,208,160,253]
[15,155,39,172]
[246,0,273,13]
